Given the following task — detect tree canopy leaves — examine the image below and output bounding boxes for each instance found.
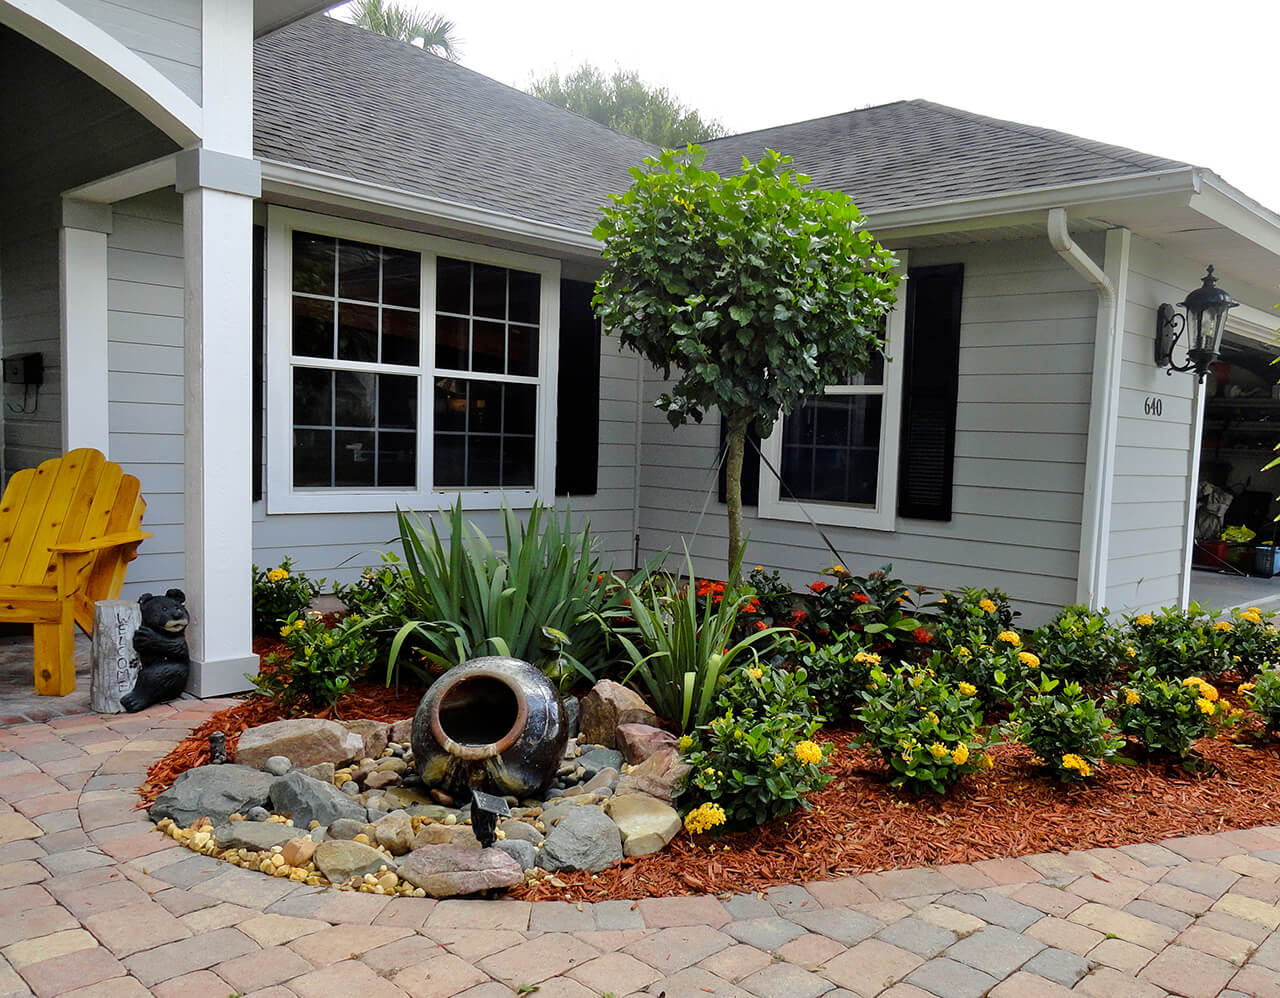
[343,0,461,60]
[592,146,899,570]
[529,64,725,147]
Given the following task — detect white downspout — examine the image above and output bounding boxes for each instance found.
[1047,208,1122,609]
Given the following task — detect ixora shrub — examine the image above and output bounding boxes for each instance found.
[855,663,991,794]
[1004,676,1121,782]
[613,554,785,731]
[1212,606,1280,675]
[930,586,1019,650]
[332,553,414,680]
[1111,668,1233,765]
[1237,668,1280,733]
[934,630,1040,705]
[802,565,925,657]
[252,558,323,637]
[732,566,796,637]
[1125,604,1237,680]
[1030,605,1126,687]
[678,663,831,829]
[779,631,880,722]
[390,500,644,685]
[252,610,374,711]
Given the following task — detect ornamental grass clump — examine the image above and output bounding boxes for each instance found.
[677,663,831,828]
[778,631,880,722]
[1004,676,1121,782]
[1030,604,1126,687]
[854,663,991,794]
[1111,667,1233,766]
[1124,604,1229,680]
[613,552,787,731]
[252,558,323,637]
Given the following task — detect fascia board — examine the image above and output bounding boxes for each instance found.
[1188,178,1280,261]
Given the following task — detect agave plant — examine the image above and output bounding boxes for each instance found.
[385,499,646,686]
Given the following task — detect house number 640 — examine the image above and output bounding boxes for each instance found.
[1144,396,1164,417]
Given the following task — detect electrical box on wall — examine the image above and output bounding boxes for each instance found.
[3,353,42,386]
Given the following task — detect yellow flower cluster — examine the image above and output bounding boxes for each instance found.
[1126,646,1137,658]
[773,754,786,768]
[1197,697,1216,716]
[978,598,997,613]
[748,667,764,680]
[1018,651,1040,668]
[1124,688,1140,705]
[684,802,726,835]
[279,618,307,638]
[795,740,823,765]
[958,681,977,696]
[929,742,949,759]
[997,630,1022,647]
[1239,608,1263,625]
[853,651,881,665]
[1061,753,1092,777]
[678,734,694,752]
[1135,613,1154,627]
[955,646,972,660]
[1183,676,1219,701]
[1213,620,1234,632]
[1239,682,1256,695]
[978,753,994,770]
[952,743,970,765]
[267,567,289,582]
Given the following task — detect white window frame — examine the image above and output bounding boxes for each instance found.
[757,254,909,531]
[265,206,561,514]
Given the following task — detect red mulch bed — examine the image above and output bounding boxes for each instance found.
[139,641,1280,902]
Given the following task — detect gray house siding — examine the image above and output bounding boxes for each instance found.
[61,0,202,102]
[0,25,176,478]
[106,190,187,596]
[636,235,1100,624]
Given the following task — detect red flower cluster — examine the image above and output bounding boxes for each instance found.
[913,627,933,644]
[742,600,761,614]
[808,580,829,594]
[852,592,871,605]
[695,579,727,602]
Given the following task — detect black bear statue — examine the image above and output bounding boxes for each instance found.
[120,589,191,713]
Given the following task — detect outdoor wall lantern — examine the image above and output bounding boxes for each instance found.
[1155,265,1239,382]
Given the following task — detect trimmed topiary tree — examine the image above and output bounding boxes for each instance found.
[592,146,899,574]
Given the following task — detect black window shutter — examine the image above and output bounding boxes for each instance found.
[252,224,265,503]
[897,264,964,520]
[555,279,601,496]
[717,416,761,505]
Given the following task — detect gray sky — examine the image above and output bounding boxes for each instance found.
[333,0,1280,238]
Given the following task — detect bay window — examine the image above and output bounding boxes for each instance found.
[265,208,559,513]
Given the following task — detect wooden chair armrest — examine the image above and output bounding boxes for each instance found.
[50,531,151,554]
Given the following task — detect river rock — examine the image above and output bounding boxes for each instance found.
[299,762,335,783]
[328,817,376,841]
[376,758,408,774]
[577,747,624,779]
[149,765,274,827]
[499,819,544,845]
[374,810,416,855]
[314,840,392,883]
[564,696,580,739]
[282,837,318,867]
[540,805,624,872]
[614,748,690,804]
[342,719,390,760]
[578,681,660,748]
[495,839,537,871]
[412,823,479,850]
[265,755,292,776]
[270,771,367,828]
[583,768,619,794]
[398,844,523,897]
[213,820,300,852]
[617,723,679,764]
[605,794,682,857]
[246,806,271,822]
[236,719,364,770]
[365,771,401,790]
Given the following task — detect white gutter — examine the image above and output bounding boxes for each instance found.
[1047,207,1126,609]
[259,160,602,257]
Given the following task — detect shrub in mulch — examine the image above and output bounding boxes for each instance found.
[139,642,1280,903]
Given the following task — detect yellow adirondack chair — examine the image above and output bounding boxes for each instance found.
[0,449,151,696]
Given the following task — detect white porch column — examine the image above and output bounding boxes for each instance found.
[59,199,112,454]
[177,149,260,696]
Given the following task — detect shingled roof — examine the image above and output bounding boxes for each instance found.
[254,16,1192,235]
[253,15,654,232]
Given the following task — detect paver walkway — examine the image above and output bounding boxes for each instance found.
[4,705,1280,997]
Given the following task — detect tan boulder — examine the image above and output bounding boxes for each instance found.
[614,748,690,804]
[605,794,682,857]
[235,719,364,770]
[579,680,660,749]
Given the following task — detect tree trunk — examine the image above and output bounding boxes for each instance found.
[724,408,750,581]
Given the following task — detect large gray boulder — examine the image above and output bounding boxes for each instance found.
[494,838,537,871]
[149,765,274,827]
[270,771,367,828]
[398,844,523,897]
[235,718,365,770]
[540,804,624,872]
[213,820,300,852]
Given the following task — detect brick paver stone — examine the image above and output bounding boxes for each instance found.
[822,938,923,994]
[942,924,1043,977]
[1087,936,1157,973]
[696,942,774,983]
[478,934,597,985]
[357,935,442,974]
[1229,964,1280,998]
[121,926,258,986]
[18,945,126,998]
[776,931,846,968]
[987,971,1074,997]
[789,907,886,945]
[625,924,733,971]
[738,960,836,998]
[643,966,753,998]
[4,927,98,968]
[290,959,409,998]
[83,900,190,956]
[1215,892,1280,929]
[566,951,662,993]
[1067,901,1177,949]
[875,916,956,958]
[1019,946,1090,987]
[393,951,489,997]
[904,957,999,998]
[215,945,312,992]
[724,915,809,950]
[1073,966,1169,998]
[1139,942,1237,998]
[288,923,410,967]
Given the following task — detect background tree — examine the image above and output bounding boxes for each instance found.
[529,64,725,147]
[342,0,461,60]
[592,147,899,575]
